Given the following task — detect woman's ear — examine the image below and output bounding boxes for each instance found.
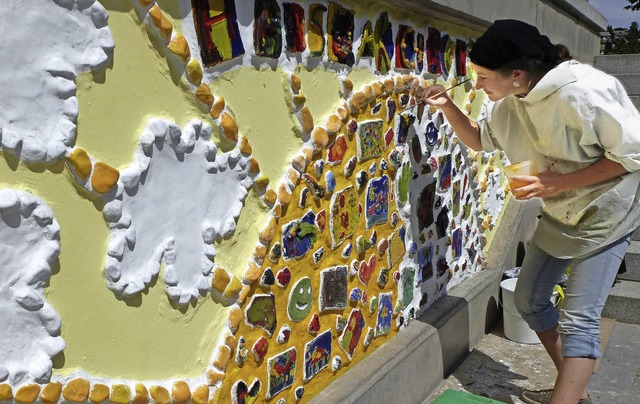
[512,69,526,81]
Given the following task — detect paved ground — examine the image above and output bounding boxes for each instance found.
[424,317,640,403]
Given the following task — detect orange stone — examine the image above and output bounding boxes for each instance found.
[211,267,231,293]
[263,189,277,206]
[336,106,348,121]
[91,162,119,194]
[254,176,269,193]
[228,303,244,332]
[206,368,225,385]
[242,260,262,284]
[88,384,109,403]
[290,73,302,93]
[237,284,251,306]
[253,243,266,263]
[210,96,225,119]
[220,112,238,142]
[248,158,260,175]
[222,329,237,348]
[132,384,149,404]
[341,78,353,97]
[196,84,214,106]
[324,114,343,134]
[211,344,232,371]
[15,384,40,403]
[109,384,131,404]
[349,91,367,111]
[292,93,306,108]
[297,106,314,134]
[171,381,191,403]
[186,59,203,86]
[149,386,170,404]
[167,35,190,61]
[259,215,276,245]
[278,183,291,205]
[312,126,329,151]
[239,136,252,155]
[0,384,12,401]
[62,378,90,402]
[191,385,209,404]
[68,148,92,180]
[223,276,242,298]
[148,5,172,40]
[372,82,383,98]
[384,78,395,93]
[39,382,62,403]
[290,153,308,173]
[363,85,373,101]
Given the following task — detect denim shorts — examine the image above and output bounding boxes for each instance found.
[513,234,631,358]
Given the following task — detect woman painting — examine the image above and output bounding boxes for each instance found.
[422,20,640,404]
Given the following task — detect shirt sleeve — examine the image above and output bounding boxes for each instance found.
[590,79,640,172]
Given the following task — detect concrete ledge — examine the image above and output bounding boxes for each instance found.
[311,199,534,404]
[602,280,640,325]
[611,74,640,95]
[595,55,640,76]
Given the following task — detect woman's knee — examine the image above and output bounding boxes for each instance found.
[513,283,534,316]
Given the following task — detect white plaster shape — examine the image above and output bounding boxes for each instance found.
[0,0,114,163]
[0,188,65,385]
[102,118,256,305]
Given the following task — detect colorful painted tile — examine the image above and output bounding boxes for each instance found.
[387,228,406,269]
[252,336,269,361]
[377,267,390,288]
[315,209,326,232]
[267,347,297,399]
[425,121,438,145]
[417,182,436,232]
[282,210,318,260]
[332,355,342,371]
[412,135,423,164]
[396,114,415,145]
[308,4,327,57]
[400,267,416,309]
[358,20,375,57]
[344,156,357,177]
[336,315,347,333]
[349,287,362,302]
[426,27,441,74]
[329,186,359,249]
[386,99,397,123]
[456,39,467,76]
[287,277,313,322]
[303,329,332,381]
[308,313,321,334]
[371,102,382,115]
[452,228,463,260]
[356,120,385,162]
[254,0,282,58]
[338,309,365,360]
[342,242,353,258]
[327,135,348,164]
[313,246,324,264]
[436,206,449,238]
[191,0,245,67]
[324,171,336,193]
[438,154,452,191]
[276,267,291,287]
[417,244,434,283]
[416,33,425,72]
[441,34,455,77]
[365,175,390,229]
[231,378,261,404]
[277,324,291,344]
[283,2,306,52]
[374,12,393,74]
[452,180,461,217]
[374,292,393,337]
[319,265,348,312]
[245,293,277,335]
[395,25,415,69]
[358,254,377,286]
[327,2,355,66]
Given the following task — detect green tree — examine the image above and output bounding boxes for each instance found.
[626,0,640,11]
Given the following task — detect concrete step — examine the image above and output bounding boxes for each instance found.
[612,74,640,95]
[602,280,640,324]
[594,54,640,75]
[621,240,640,282]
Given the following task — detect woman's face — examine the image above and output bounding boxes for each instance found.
[472,64,522,101]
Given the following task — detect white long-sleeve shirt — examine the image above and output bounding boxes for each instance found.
[480,60,640,258]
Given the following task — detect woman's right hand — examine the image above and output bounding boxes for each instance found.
[421,84,451,107]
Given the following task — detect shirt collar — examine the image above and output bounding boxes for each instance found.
[521,60,578,103]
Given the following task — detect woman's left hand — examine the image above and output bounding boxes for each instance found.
[509,170,566,200]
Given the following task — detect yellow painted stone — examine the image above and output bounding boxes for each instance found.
[223,276,242,298]
[239,135,252,155]
[259,215,276,245]
[62,378,90,402]
[206,368,225,385]
[292,93,306,108]
[109,384,131,404]
[248,158,260,175]
[171,381,191,404]
[263,188,277,206]
[167,35,190,61]
[372,82,382,98]
[228,304,243,333]
[350,91,367,111]
[211,267,231,293]
[324,114,342,134]
[242,260,262,284]
[384,78,395,93]
[220,112,239,142]
[132,384,149,404]
[148,5,172,41]
[0,384,12,401]
[278,183,292,206]
[237,284,251,306]
[290,73,302,93]
[192,385,209,404]
[91,162,120,194]
[40,382,62,403]
[89,384,110,403]
[254,176,270,192]
[297,106,314,134]
[311,127,329,151]
[68,148,92,180]
[341,78,353,97]
[149,386,170,404]
[211,344,232,371]
[210,96,225,119]
[196,84,214,106]
[15,384,40,403]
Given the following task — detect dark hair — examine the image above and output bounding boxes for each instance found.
[554,44,573,61]
[469,20,560,73]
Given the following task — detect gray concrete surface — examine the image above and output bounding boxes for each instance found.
[594,54,640,111]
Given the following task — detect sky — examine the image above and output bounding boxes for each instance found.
[590,0,640,28]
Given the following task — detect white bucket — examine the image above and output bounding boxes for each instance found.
[500,277,561,344]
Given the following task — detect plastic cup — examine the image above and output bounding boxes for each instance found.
[504,160,537,190]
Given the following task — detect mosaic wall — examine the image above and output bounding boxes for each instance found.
[0,0,510,403]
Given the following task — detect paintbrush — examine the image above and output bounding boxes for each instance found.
[417,78,472,104]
